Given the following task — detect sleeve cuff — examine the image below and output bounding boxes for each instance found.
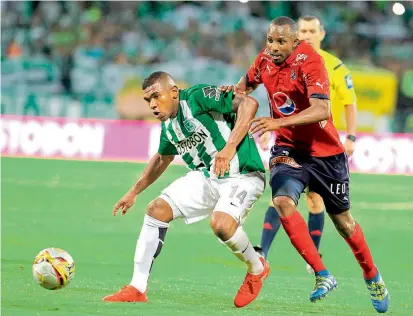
[310,93,329,100]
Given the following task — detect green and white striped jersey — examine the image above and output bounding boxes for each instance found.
[158,84,265,177]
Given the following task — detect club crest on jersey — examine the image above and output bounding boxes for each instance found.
[272,92,296,116]
[291,69,296,80]
[183,119,196,133]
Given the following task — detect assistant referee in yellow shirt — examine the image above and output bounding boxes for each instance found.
[257,16,358,273]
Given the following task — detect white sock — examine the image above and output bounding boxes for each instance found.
[224,227,264,275]
[130,215,169,292]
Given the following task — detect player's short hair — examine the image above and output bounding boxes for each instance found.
[142,71,172,90]
[270,16,298,34]
[299,15,325,31]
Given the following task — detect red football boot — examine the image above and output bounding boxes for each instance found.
[234,257,270,308]
[102,285,148,303]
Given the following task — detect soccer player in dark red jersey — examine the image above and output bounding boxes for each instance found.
[221,17,389,312]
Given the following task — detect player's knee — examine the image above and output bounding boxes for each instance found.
[272,196,296,216]
[306,191,324,213]
[146,198,173,223]
[210,212,238,241]
[330,211,355,238]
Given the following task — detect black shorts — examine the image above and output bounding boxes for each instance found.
[269,146,350,214]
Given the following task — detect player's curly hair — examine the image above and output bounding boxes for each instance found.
[142,71,173,90]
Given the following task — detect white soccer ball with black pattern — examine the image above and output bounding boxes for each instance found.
[32,248,75,290]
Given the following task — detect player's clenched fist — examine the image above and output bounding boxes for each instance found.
[214,145,236,177]
[113,190,137,216]
[249,117,282,135]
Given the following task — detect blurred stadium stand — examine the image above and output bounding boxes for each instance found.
[1,1,413,132]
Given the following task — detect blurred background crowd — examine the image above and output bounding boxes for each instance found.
[2,1,413,133]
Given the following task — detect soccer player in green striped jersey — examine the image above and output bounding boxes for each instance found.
[103,71,269,308]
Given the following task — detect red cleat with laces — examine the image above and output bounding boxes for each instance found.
[102,285,148,303]
[234,257,270,308]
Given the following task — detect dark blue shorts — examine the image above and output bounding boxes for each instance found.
[269,146,350,214]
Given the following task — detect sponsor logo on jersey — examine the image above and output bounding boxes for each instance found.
[291,54,308,67]
[316,81,326,89]
[175,129,208,155]
[202,86,221,101]
[269,156,301,169]
[345,74,353,89]
[296,54,308,62]
[272,92,296,116]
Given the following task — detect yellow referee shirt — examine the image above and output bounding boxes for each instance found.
[318,49,357,109]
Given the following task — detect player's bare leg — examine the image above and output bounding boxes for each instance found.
[273,196,337,301]
[102,198,172,302]
[329,211,389,313]
[210,211,270,308]
[305,191,325,273]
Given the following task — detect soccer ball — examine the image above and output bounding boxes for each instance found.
[32,248,75,290]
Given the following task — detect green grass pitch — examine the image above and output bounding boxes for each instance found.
[2,157,413,315]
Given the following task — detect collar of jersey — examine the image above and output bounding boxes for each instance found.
[284,41,305,66]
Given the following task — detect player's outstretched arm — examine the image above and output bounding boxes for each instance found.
[219,76,259,96]
[131,153,174,195]
[113,153,175,215]
[214,94,259,176]
[221,52,262,96]
[236,76,259,95]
